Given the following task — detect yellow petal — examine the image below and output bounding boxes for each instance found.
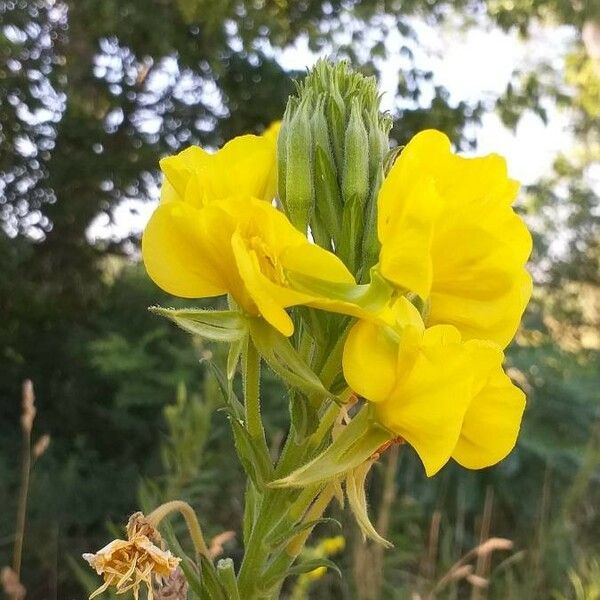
[375,324,473,476]
[453,365,526,469]
[378,176,441,299]
[377,129,532,347]
[211,134,277,202]
[142,201,230,298]
[159,146,206,204]
[159,134,277,208]
[342,320,399,404]
[231,228,295,336]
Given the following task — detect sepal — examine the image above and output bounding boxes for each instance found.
[270,406,392,488]
[346,460,392,547]
[149,306,249,342]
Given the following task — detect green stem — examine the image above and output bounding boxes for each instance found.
[243,338,270,462]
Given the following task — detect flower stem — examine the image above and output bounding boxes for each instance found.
[147,500,210,560]
[243,337,270,461]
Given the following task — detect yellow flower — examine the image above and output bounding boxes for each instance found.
[377,130,532,348]
[143,195,358,336]
[342,298,526,476]
[159,132,277,206]
[83,513,180,600]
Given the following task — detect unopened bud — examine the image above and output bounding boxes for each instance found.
[342,98,370,207]
[283,96,314,233]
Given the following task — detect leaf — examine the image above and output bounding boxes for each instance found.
[270,406,392,488]
[207,360,244,419]
[249,319,333,400]
[286,558,342,579]
[199,555,227,600]
[150,306,249,342]
[266,517,341,551]
[289,391,320,442]
[229,414,274,490]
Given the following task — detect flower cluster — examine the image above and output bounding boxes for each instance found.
[140,60,531,561]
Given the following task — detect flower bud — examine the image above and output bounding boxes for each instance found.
[342,98,369,207]
[282,96,314,234]
[278,60,390,275]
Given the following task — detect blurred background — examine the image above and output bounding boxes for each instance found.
[0,1,598,599]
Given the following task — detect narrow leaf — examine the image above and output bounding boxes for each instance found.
[266,517,341,551]
[287,557,342,578]
[229,415,274,490]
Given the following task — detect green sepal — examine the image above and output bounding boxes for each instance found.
[346,460,393,548]
[384,145,402,174]
[227,334,246,380]
[249,319,333,401]
[285,266,393,314]
[228,413,274,491]
[266,517,341,552]
[149,307,248,343]
[270,406,392,488]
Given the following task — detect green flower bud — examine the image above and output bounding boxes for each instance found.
[283,96,314,233]
[278,59,391,276]
[342,98,369,207]
[276,98,296,207]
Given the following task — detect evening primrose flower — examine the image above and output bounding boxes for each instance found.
[83,513,180,600]
[342,298,526,476]
[143,195,361,336]
[377,129,532,348]
[159,131,277,206]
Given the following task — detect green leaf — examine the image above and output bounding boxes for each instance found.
[207,360,244,420]
[286,557,342,578]
[266,517,341,551]
[149,306,249,342]
[289,391,320,442]
[249,319,333,400]
[229,414,274,491]
[270,406,392,488]
[199,555,227,600]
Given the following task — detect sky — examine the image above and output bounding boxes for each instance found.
[87,16,577,243]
